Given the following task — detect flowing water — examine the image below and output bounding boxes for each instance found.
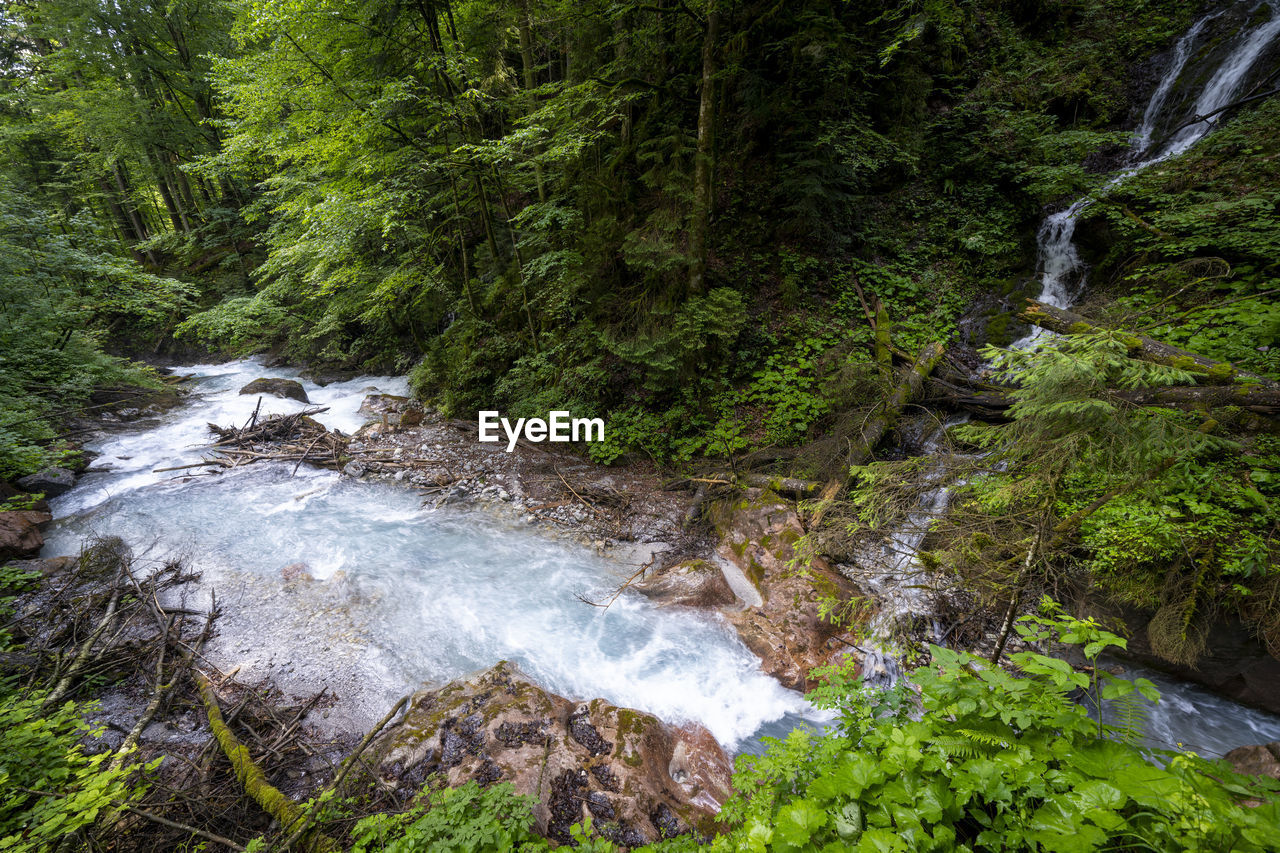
[1104,661,1280,760]
[1012,0,1280,348]
[841,424,966,688]
[44,361,816,752]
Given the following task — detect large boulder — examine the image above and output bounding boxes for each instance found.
[371,661,732,847]
[709,489,862,691]
[0,511,51,561]
[633,559,736,608]
[17,467,76,498]
[238,377,309,403]
[1226,742,1280,781]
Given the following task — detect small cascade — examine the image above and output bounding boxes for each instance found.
[842,423,970,687]
[1131,11,1223,155]
[1012,1,1280,348]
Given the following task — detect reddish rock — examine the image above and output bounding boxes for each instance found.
[710,489,862,691]
[1226,742,1280,781]
[280,562,313,582]
[633,559,736,608]
[0,511,51,561]
[371,661,731,847]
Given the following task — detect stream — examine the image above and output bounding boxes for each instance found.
[44,361,816,753]
[43,360,1280,766]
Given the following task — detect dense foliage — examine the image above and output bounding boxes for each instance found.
[3,0,1207,460]
[0,182,181,479]
[843,328,1280,668]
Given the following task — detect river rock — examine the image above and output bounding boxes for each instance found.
[238,377,309,403]
[358,394,424,428]
[1226,742,1280,781]
[0,511,51,561]
[371,661,731,847]
[710,489,862,691]
[17,467,76,498]
[281,562,313,582]
[634,560,736,608]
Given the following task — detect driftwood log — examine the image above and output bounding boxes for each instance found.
[197,673,336,852]
[807,340,946,529]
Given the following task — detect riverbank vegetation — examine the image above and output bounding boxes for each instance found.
[4,0,1280,848]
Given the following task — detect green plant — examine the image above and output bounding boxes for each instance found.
[348,781,547,852]
[715,602,1280,852]
[0,568,144,851]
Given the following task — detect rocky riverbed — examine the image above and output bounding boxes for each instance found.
[8,360,1280,848]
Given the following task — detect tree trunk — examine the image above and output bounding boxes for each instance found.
[927,378,1280,417]
[873,297,892,368]
[148,150,187,234]
[516,0,547,202]
[97,176,144,255]
[808,340,946,530]
[687,3,718,296]
[1018,299,1279,388]
[491,167,540,352]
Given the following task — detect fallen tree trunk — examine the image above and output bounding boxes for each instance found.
[1018,300,1279,388]
[808,340,946,530]
[666,473,823,497]
[197,673,335,852]
[926,378,1280,416]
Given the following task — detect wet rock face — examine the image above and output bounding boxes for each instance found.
[710,489,861,691]
[1082,602,1280,717]
[238,377,310,403]
[633,559,736,608]
[17,467,76,498]
[1226,742,1280,781]
[0,510,51,561]
[371,661,731,847]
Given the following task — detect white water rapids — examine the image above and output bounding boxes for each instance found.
[43,361,816,752]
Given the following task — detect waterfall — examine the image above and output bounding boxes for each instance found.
[852,0,1280,692]
[1012,1,1280,348]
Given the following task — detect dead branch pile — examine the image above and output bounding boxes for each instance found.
[3,539,401,852]
[155,404,349,477]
